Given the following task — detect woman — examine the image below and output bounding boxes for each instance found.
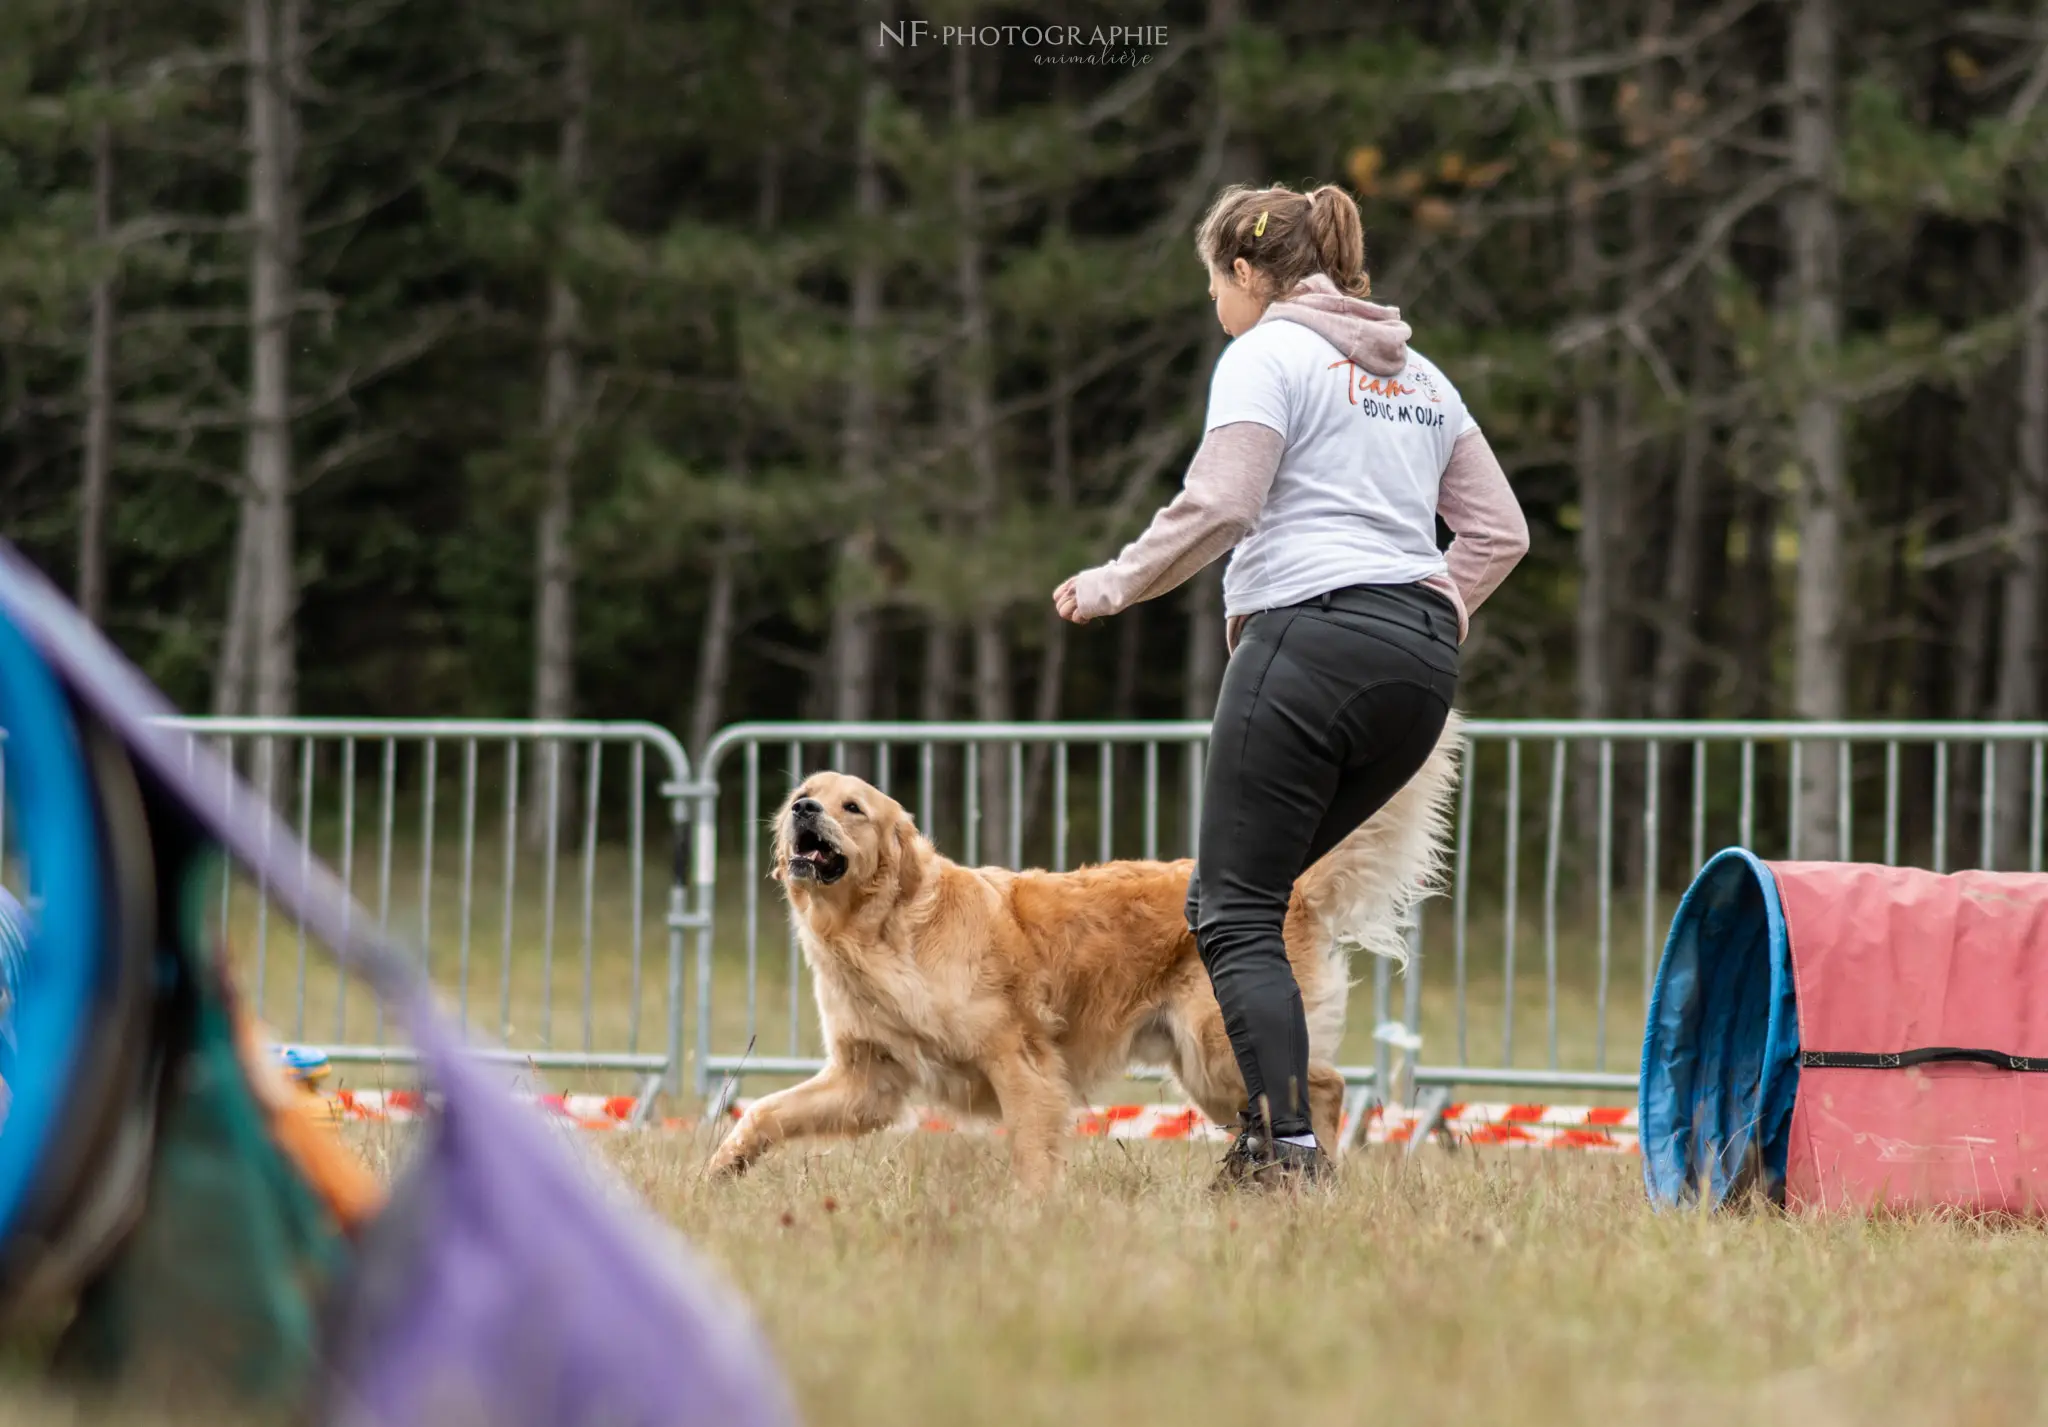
[1054,182,1528,1189]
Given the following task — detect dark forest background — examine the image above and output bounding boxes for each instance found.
[2,0,2046,782]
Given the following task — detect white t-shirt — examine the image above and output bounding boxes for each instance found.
[1205,319,1475,618]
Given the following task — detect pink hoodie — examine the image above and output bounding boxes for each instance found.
[1067,276,1529,648]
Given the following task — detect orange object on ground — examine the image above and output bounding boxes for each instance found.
[233,1003,384,1232]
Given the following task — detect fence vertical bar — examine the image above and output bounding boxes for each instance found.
[744,742,760,1048]
[1981,739,1996,872]
[1884,742,1900,866]
[254,738,274,1019]
[458,740,478,1034]
[539,742,562,1045]
[580,741,603,1053]
[876,742,892,796]
[1008,743,1023,870]
[219,744,234,991]
[1053,743,1069,871]
[1503,738,1521,1067]
[1690,740,1706,875]
[419,739,438,979]
[1596,739,1613,1069]
[1098,741,1113,864]
[374,738,396,1043]
[964,744,980,866]
[684,764,711,1100]
[628,741,645,1054]
[295,739,314,1038]
[254,740,274,1017]
[338,739,356,1041]
[499,743,520,1042]
[1739,741,1755,851]
[1453,733,1475,1066]
[1787,741,1802,861]
[919,742,935,835]
[2034,742,2044,874]
[1642,741,1660,1010]
[1372,953,1392,1106]
[1143,742,1159,862]
[1837,741,1853,862]
[787,740,802,1055]
[1934,742,1950,874]
[1542,741,1564,1070]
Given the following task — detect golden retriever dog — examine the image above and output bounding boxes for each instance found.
[705,715,1463,1191]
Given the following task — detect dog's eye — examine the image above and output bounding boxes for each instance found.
[842,801,863,816]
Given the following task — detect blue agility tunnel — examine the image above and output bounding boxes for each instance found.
[1639,849,1802,1209]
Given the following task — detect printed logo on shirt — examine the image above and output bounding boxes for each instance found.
[1327,359,1448,428]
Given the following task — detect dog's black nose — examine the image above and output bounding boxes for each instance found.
[792,797,823,819]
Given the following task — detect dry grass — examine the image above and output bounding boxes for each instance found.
[602,1134,2048,1427]
[19,830,2048,1426]
[10,1058,2048,1426]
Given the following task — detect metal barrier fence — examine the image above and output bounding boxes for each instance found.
[146,718,699,1092]
[693,719,2048,1104]
[9,715,2048,1106]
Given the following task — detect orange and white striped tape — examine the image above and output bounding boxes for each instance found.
[318,1089,1638,1152]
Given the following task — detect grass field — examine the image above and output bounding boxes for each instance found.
[29,814,2048,1426]
[13,1132,2048,1427]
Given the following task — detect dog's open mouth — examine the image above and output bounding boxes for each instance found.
[786,823,849,885]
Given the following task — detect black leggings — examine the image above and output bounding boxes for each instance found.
[1187,582,1459,1138]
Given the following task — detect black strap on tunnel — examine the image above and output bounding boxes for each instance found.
[1801,1048,2048,1072]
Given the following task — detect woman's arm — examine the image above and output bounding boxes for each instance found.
[1434,428,1528,637]
[1058,423,1284,621]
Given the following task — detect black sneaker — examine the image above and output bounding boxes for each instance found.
[1209,1112,1333,1193]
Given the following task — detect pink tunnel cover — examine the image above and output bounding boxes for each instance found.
[1775,861,2048,1213]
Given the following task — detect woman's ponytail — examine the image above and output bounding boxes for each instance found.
[1306,186,1369,297]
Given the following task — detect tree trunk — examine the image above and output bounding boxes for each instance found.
[1995,223,2048,866]
[1787,0,1848,856]
[525,27,588,846]
[1551,0,1615,874]
[1651,308,1715,721]
[824,3,885,730]
[1734,470,1776,720]
[689,23,789,769]
[921,614,958,844]
[241,0,301,801]
[1020,311,1076,848]
[78,24,116,629]
[213,510,258,717]
[687,538,739,763]
[951,41,1010,861]
[532,29,587,733]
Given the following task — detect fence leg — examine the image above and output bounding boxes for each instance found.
[1404,1085,1455,1159]
[1343,1087,1381,1154]
[629,1072,663,1128]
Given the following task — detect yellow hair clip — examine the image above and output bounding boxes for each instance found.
[1253,210,1268,237]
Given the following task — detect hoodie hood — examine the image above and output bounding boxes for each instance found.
[1257,273,1412,376]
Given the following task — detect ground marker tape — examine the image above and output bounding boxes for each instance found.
[318,1090,1638,1152]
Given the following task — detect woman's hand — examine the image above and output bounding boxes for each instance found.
[1053,576,1090,625]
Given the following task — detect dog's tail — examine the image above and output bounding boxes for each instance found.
[1295,709,1465,982]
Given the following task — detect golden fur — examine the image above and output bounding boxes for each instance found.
[706,715,1463,1191]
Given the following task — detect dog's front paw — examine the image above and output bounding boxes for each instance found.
[703,1122,759,1181]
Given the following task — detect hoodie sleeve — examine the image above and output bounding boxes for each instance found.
[1434,427,1529,635]
[1067,423,1284,619]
